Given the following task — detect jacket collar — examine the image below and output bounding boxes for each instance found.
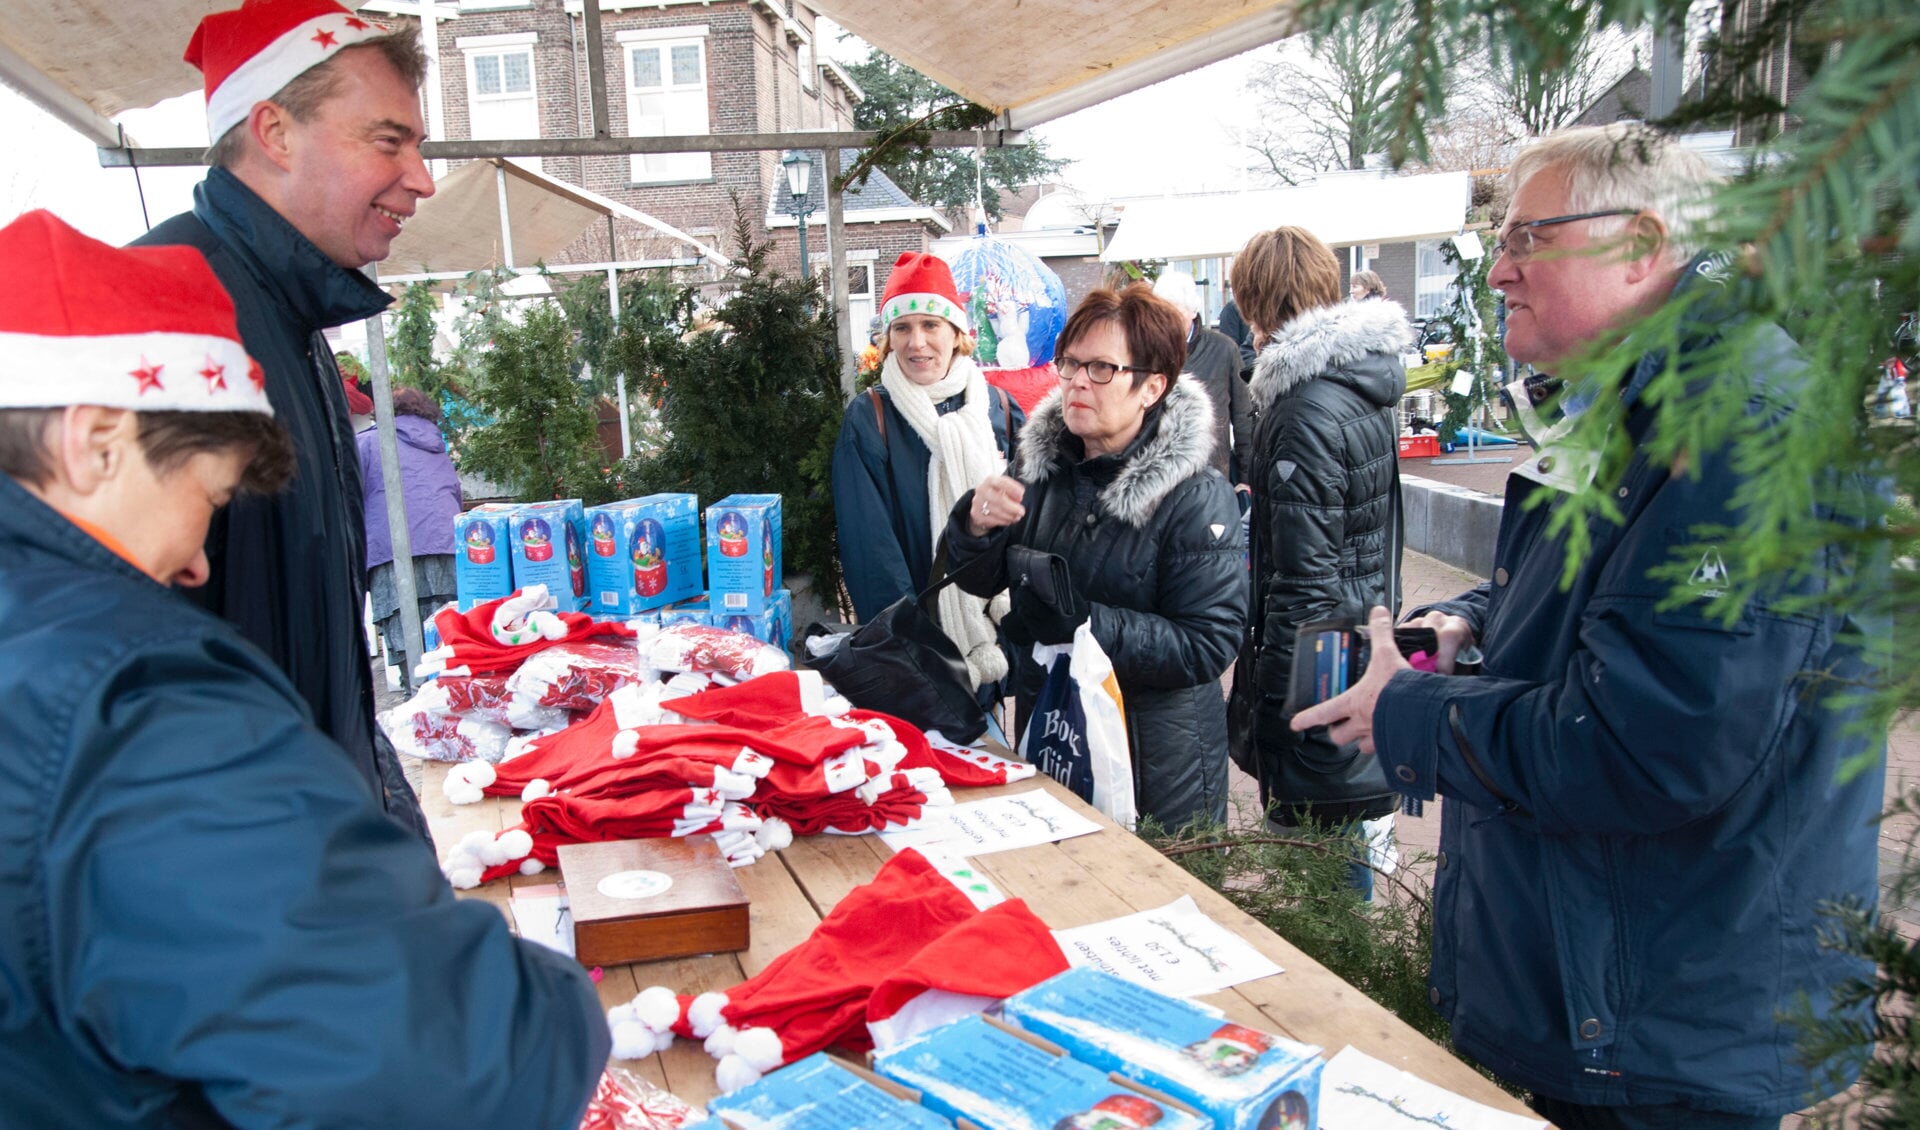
[1249,298,1414,414]
[0,474,156,590]
[195,167,394,331]
[1014,379,1216,528]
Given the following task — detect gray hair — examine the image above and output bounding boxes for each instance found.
[206,27,427,168]
[1508,123,1721,265]
[1151,270,1202,322]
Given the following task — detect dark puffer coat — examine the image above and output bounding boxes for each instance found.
[1228,299,1410,824]
[945,381,1246,831]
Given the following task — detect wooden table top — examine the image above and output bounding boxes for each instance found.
[421,760,1532,1117]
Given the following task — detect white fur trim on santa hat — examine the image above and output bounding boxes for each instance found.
[714,1054,763,1094]
[496,828,534,859]
[518,858,545,876]
[687,991,730,1038]
[204,10,392,144]
[754,816,793,852]
[880,292,970,334]
[520,778,552,802]
[711,767,756,801]
[702,1023,738,1058]
[0,331,269,416]
[732,749,774,778]
[633,986,682,1034]
[793,669,829,716]
[731,1027,785,1073]
[610,1019,657,1061]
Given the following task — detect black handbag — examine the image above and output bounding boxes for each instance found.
[800,543,993,743]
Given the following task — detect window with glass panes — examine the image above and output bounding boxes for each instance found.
[1414,239,1459,319]
[466,44,539,170]
[626,35,711,183]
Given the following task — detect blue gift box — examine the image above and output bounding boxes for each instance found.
[585,493,701,615]
[706,494,782,615]
[508,499,590,611]
[453,503,517,611]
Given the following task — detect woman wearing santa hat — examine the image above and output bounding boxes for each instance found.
[831,251,1024,694]
[0,211,604,1127]
[948,285,1246,831]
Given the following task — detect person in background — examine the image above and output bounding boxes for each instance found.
[1350,269,1387,301]
[358,387,462,680]
[1153,270,1252,495]
[1215,297,1260,378]
[1227,226,1410,900]
[342,373,375,433]
[0,210,605,1129]
[949,285,1246,831]
[135,0,436,839]
[833,253,1024,695]
[1293,124,1886,1128]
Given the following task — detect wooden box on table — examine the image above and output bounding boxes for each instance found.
[557,836,750,967]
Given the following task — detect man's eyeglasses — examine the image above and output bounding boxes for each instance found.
[1492,209,1640,263]
[1058,355,1150,385]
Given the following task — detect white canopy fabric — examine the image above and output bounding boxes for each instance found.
[1100,172,1473,262]
[382,157,731,276]
[1,1,1296,146]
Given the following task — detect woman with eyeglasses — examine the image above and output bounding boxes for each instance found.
[1226,226,1412,898]
[945,285,1247,832]
[832,252,1024,694]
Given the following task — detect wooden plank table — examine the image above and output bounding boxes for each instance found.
[421,760,1533,1117]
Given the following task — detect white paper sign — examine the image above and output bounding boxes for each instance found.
[509,891,575,958]
[918,846,1007,909]
[878,789,1102,857]
[1051,895,1282,997]
[1319,1046,1548,1130]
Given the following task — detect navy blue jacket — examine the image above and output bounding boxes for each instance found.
[832,382,1023,620]
[0,476,608,1127]
[135,170,428,840]
[1374,262,1884,1113]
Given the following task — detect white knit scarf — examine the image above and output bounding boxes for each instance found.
[879,351,1010,689]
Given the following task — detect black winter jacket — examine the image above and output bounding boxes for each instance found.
[136,169,428,840]
[1229,299,1411,824]
[1185,322,1254,482]
[946,382,1247,831]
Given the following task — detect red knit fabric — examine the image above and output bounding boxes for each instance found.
[660,671,828,728]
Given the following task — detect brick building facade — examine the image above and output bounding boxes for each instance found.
[429,0,945,293]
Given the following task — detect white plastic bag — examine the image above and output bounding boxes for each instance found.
[1018,622,1135,829]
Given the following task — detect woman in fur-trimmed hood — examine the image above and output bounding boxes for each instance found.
[1227,227,1411,883]
[945,285,1247,832]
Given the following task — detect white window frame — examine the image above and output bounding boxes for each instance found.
[797,35,815,92]
[460,0,531,10]
[1414,239,1458,320]
[619,25,712,184]
[458,33,540,169]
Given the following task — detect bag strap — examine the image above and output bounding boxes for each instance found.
[992,384,1014,454]
[868,387,887,449]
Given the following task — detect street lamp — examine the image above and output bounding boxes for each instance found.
[782,150,813,283]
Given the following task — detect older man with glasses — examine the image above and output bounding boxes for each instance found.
[1293,124,1886,1129]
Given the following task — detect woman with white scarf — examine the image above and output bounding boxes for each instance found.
[832,252,1024,692]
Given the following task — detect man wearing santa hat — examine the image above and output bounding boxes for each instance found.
[135,0,437,838]
[0,209,606,1127]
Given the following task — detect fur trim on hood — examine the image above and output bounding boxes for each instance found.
[1014,380,1215,528]
[1250,299,1414,414]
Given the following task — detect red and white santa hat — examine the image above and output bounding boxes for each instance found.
[0,211,269,416]
[187,0,395,145]
[879,252,970,335]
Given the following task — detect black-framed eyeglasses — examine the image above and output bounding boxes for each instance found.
[1492,209,1640,263]
[1058,355,1150,385]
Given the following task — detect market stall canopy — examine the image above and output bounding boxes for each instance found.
[381,157,731,276]
[1100,172,1473,262]
[2,1,1298,148]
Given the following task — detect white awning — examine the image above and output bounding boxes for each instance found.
[1,1,1297,146]
[1100,172,1472,262]
[382,157,730,276]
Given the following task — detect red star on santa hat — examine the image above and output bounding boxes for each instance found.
[246,361,266,393]
[313,28,338,49]
[130,359,165,395]
[344,16,369,30]
[200,357,228,392]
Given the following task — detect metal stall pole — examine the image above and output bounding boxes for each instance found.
[609,265,631,458]
[363,271,425,689]
[823,146,856,401]
[495,162,516,267]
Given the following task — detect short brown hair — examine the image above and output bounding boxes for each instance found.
[1056,285,1187,404]
[0,408,296,495]
[1231,227,1344,335]
[392,386,441,423]
[1351,269,1386,298]
[208,29,428,168]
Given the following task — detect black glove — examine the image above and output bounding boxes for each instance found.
[1006,547,1087,645]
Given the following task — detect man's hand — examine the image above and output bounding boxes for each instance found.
[1406,609,1477,674]
[1290,606,1406,755]
[967,475,1026,537]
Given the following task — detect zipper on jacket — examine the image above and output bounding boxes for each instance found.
[1448,702,1529,817]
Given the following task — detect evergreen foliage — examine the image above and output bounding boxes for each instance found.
[454,301,614,505]
[386,281,444,397]
[839,50,1066,219]
[610,201,847,602]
